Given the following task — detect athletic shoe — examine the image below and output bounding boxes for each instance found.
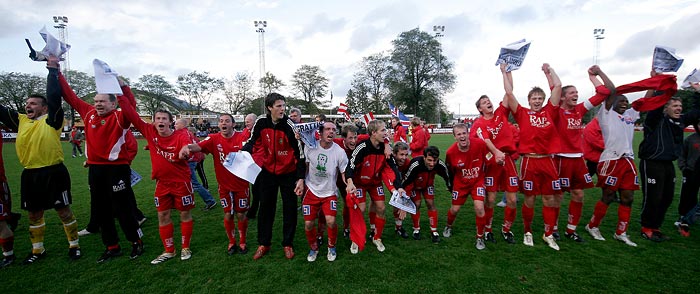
[78,229,95,237]
[350,242,359,254]
[676,222,690,237]
[496,200,507,208]
[327,248,337,262]
[641,229,668,242]
[565,232,585,243]
[613,233,637,247]
[653,230,670,241]
[150,252,176,264]
[431,232,440,244]
[542,234,560,251]
[307,250,318,262]
[1,254,16,268]
[227,244,237,255]
[343,229,350,239]
[180,248,192,260]
[552,231,561,241]
[372,239,386,252]
[8,212,21,232]
[412,230,421,240]
[238,245,248,255]
[475,237,486,250]
[501,231,515,244]
[484,232,496,244]
[130,242,144,259]
[585,225,606,241]
[22,250,46,265]
[137,217,148,227]
[523,232,534,247]
[202,202,217,211]
[97,248,122,263]
[253,246,270,260]
[443,226,452,238]
[68,247,82,260]
[395,227,409,239]
[283,246,294,259]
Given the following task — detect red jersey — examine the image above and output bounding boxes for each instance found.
[241,115,304,178]
[470,103,517,154]
[555,85,609,154]
[393,124,407,143]
[512,103,560,154]
[198,132,249,191]
[445,140,488,192]
[410,126,429,157]
[583,117,605,162]
[60,73,134,165]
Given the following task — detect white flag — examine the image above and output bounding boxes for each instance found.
[38,26,70,59]
[495,39,531,72]
[222,151,262,184]
[93,59,123,95]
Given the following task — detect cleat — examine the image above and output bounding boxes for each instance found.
[130,242,144,259]
[8,212,21,232]
[350,242,359,254]
[97,248,122,263]
[565,232,585,243]
[343,229,350,239]
[283,246,294,259]
[1,254,16,268]
[395,227,409,239]
[542,234,560,251]
[253,246,270,260]
[484,232,496,244]
[151,252,176,264]
[202,202,217,211]
[475,237,486,250]
[307,250,318,262]
[227,244,237,256]
[552,231,561,241]
[641,229,668,242]
[412,230,421,240]
[501,231,515,244]
[431,232,440,244]
[523,232,534,247]
[613,233,637,247]
[443,226,452,238]
[78,229,96,237]
[180,248,192,260]
[238,245,248,255]
[22,251,46,265]
[68,247,82,260]
[137,217,148,227]
[677,222,690,237]
[585,225,606,241]
[372,239,385,252]
[327,247,337,262]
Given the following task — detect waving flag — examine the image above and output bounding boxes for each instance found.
[388,103,411,127]
[361,112,375,127]
[337,103,351,120]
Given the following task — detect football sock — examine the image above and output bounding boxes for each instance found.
[589,201,609,228]
[428,210,438,232]
[475,214,485,237]
[305,227,318,251]
[484,207,494,233]
[159,223,175,253]
[0,236,14,254]
[224,218,236,245]
[447,210,456,227]
[522,205,534,233]
[616,205,632,235]
[543,206,556,236]
[237,217,248,246]
[412,210,421,228]
[28,217,46,254]
[374,216,385,240]
[181,220,193,249]
[503,206,516,233]
[327,223,337,248]
[567,200,583,234]
[61,213,79,248]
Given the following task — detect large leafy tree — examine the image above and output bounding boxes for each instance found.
[259,72,285,95]
[346,76,371,115]
[222,72,255,115]
[357,53,390,113]
[291,65,329,106]
[386,28,456,123]
[0,72,46,113]
[134,74,175,117]
[177,71,224,113]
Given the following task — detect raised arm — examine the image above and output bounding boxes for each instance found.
[501,63,518,113]
[116,95,149,132]
[543,63,562,106]
[583,65,614,109]
[45,58,64,130]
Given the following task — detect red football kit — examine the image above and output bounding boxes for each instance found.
[470,104,519,193]
[445,140,488,204]
[198,132,250,213]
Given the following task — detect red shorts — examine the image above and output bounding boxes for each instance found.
[0,182,11,221]
[484,156,519,193]
[597,158,639,191]
[519,156,561,196]
[154,181,195,212]
[302,191,338,221]
[555,156,594,192]
[218,188,250,214]
[451,185,486,205]
[355,185,386,203]
[405,185,435,202]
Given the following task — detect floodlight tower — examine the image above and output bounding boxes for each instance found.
[433,25,445,126]
[593,28,605,65]
[254,20,267,113]
[53,16,69,71]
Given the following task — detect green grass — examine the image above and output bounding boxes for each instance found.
[1,133,698,294]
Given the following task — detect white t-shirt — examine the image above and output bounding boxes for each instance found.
[598,106,639,162]
[304,141,349,197]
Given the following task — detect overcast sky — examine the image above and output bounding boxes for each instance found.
[1,0,699,116]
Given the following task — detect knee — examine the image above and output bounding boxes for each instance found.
[304,221,314,231]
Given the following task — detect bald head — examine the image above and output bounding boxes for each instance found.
[174,118,188,130]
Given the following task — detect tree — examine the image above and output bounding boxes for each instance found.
[259,72,285,95]
[221,72,255,115]
[291,65,329,106]
[0,72,45,113]
[346,75,371,114]
[63,70,96,102]
[177,71,224,113]
[134,74,175,117]
[358,53,390,113]
[386,28,456,123]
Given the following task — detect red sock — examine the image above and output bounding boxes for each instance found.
[369,211,377,229]
[616,205,632,235]
[343,205,350,230]
[567,200,583,234]
[475,214,485,237]
[484,207,494,233]
[224,218,236,245]
[159,223,175,253]
[327,224,338,248]
[543,206,556,236]
[503,206,516,232]
[374,216,385,239]
[181,220,193,249]
[305,226,318,250]
[0,236,14,253]
[447,210,456,226]
[428,210,438,232]
[588,201,609,228]
[412,210,421,229]
[237,218,248,246]
[553,206,560,232]
[522,205,534,233]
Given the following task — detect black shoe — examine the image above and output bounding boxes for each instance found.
[227,244,237,256]
[552,231,561,241]
[97,248,122,263]
[653,230,670,241]
[431,232,440,244]
[343,229,350,239]
[565,232,585,243]
[484,232,497,244]
[316,236,324,249]
[395,227,409,239]
[501,231,516,244]
[202,202,217,211]
[238,245,248,255]
[8,212,21,232]
[1,254,16,268]
[367,230,375,242]
[130,242,144,259]
[641,230,665,242]
[68,247,82,260]
[412,230,421,240]
[22,251,46,265]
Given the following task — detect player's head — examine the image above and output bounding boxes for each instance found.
[219,113,234,137]
[411,117,421,127]
[244,113,257,130]
[288,107,301,123]
[423,146,440,170]
[265,93,287,122]
[393,141,409,166]
[561,85,578,108]
[320,122,336,144]
[367,120,386,142]
[527,87,546,112]
[174,118,188,130]
[25,94,48,119]
[391,117,400,127]
[611,95,629,115]
[452,123,470,149]
[94,93,117,116]
[153,109,174,135]
[315,114,326,123]
[664,97,682,119]
[341,123,359,150]
[476,95,492,115]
